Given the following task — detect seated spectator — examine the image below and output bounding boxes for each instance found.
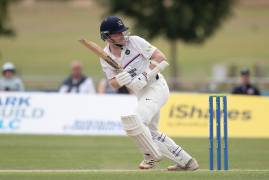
[0,62,24,91]
[231,68,260,95]
[98,78,130,94]
[59,60,95,93]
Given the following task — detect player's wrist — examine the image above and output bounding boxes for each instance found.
[145,60,169,80]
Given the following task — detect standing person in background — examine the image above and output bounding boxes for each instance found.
[98,16,198,171]
[59,60,96,94]
[231,68,261,95]
[0,62,24,91]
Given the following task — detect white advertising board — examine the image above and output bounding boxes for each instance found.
[0,93,137,135]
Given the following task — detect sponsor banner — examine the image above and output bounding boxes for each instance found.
[159,93,269,138]
[0,93,137,135]
[1,92,268,137]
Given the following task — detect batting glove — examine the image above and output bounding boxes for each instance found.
[127,73,148,94]
[115,71,133,87]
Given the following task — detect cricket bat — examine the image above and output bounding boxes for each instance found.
[79,38,122,70]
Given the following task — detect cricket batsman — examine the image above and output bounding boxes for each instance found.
[99,16,199,171]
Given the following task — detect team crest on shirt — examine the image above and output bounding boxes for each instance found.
[125,49,130,55]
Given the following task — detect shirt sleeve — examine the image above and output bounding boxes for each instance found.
[16,78,25,91]
[59,85,68,93]
[130,36,157,60]
[81,78,96,94]
[100,58,117,80]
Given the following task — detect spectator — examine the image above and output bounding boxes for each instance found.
[59,60,95,93]
[98,78,130,94]
[231,68,260,95]
[0,62,24,91]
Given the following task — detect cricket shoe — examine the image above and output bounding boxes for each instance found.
[167,158,199,171]
[139,154,158,169]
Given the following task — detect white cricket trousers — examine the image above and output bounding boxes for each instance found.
[135,74,169,133]
[133,74,193,166]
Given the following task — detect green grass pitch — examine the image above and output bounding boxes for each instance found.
[0,135,268,180]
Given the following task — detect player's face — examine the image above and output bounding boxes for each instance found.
[109,32,127,45]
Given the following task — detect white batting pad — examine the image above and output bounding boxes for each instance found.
[121,115,162,161]
[152,132,192,167]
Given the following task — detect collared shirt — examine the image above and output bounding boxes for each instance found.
[59,76,96,94]
[0,77,24,91]
[100,35,156,80]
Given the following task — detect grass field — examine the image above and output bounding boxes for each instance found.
[0,135,268,180]
[0,2,269,89]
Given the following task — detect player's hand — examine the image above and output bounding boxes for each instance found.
[127,73,147,94]
[115,71,132,86]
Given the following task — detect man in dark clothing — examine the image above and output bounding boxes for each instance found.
[59,61,95,94]
[231,68,261,95]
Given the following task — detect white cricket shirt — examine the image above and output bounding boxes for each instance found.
[100,36,157,80]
